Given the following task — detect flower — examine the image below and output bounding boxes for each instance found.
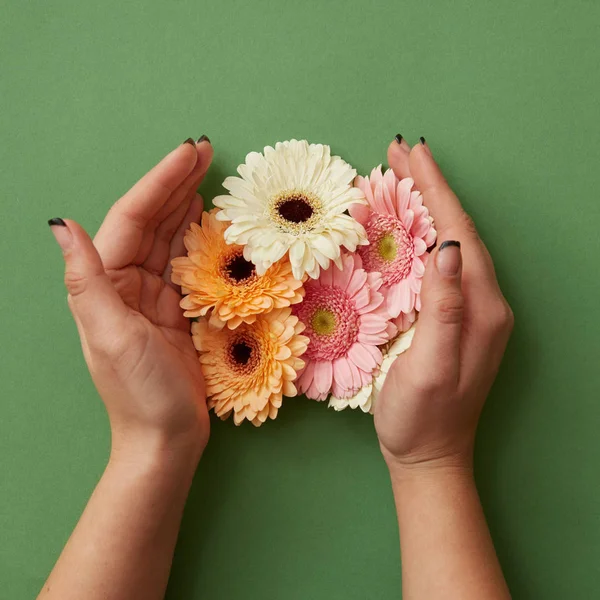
[292,253,396,401]
[214,139,368,281]
[351,167,436,317]
[171,210,304,329]
[192,308,308,426]
[329,326,416,413]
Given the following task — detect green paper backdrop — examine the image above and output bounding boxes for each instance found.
[1,0,599,597]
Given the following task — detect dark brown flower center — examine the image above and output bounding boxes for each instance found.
[277,195,314,223]
[231,341,253,365]
[226,254,255,282]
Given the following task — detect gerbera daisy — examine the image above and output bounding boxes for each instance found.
[214,139,368,281]
[351,166,436,317]
[192,308,308,426]
[171,210,304,329]
[292,253,396,401]
[329,326,416,413]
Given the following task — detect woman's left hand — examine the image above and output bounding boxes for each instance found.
[49,138,213,465]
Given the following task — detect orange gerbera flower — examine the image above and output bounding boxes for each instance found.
[171,210,304,329]
[192,308,308,426]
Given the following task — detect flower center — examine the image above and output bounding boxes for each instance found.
[231,341,252,365]
[358,213,415,286]
[227,331,260,374]
[293,284,360,361]
[277,196,314,223]
[226,253,255,282]
[311,308,336,335]
[270,190,322,233]
[377,233,397,261]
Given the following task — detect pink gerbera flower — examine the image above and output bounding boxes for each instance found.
[292,253,396,401]
[350,166,436,318]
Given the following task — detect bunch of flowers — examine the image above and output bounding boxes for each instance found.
[172,140,436,426]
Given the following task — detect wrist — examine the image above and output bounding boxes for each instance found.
[384,449,474,484]
[109,427,205,480]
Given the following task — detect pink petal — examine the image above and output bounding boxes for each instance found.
[396,178,413,215]
[358,331,389,345]
[365,271,383,292]
[425,228,437,247]
[397,279,413,314]
[306,379,325,400]
[358,288,384,314]
[382,169,397,214]
[348,202,371,225]
[412,217,431,239]
[402,209,414,230]
[413,237,427,256]
[348,343,379,372]
[346,269,368,297]
[352,285,371,309]
[333,357,355,392]
[359,313,388,334]
[373,183,388,214]
[365,343,383,365]
[313,361,333,395]
[415,294,422,311]
[298,360,316,393]
[386,282,403,318]
[333,259,354,290]
[409,190,423,209]
[412,256,425,277]
[320,264,334,287]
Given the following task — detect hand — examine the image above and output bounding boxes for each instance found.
[374,138,514,471]
[49,139,213,465]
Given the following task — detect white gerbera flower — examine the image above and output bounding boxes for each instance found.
[214,139,368,280]
[329,325,416,414]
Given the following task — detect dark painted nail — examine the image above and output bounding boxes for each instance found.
[439,240,461,251]
[48,218,66,227]
[419,136,426,145]
[183,138,195,146]
[197,135,211,144]
[395,133,403,144]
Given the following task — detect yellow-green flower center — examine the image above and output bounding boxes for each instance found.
[311,308,336,335]
[377,233,397,261]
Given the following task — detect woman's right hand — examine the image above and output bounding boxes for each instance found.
[374,138,514,472]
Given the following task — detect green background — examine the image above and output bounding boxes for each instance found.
[1,0,599,597]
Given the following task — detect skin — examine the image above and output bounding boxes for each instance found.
[40,136,513,600]
[378,137,514,599]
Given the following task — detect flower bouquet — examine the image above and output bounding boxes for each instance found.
[171,140,436,426]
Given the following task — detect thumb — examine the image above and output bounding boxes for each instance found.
[48,218,128,335]
[409,240,464,386]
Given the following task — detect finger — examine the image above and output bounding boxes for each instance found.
[408,241,464,387]
[48,218,128,336]
[408,140,498,281]
[141,195,192,276]
[387,134,412,180]
[163,194,204,289]
[136,140,214,269]
[94,140,199,270]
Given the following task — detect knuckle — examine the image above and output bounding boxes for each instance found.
[433,292,465,325]
[485,300,514,335]
[64,270,88,296]
[459,212,479,238]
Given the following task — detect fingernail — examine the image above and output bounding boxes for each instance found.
[395,133,403,144]
[197,135,211,144]
[183,137,196,146]
[48,218,73,251]
[419,136,432,157]
[436,240,461,276]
